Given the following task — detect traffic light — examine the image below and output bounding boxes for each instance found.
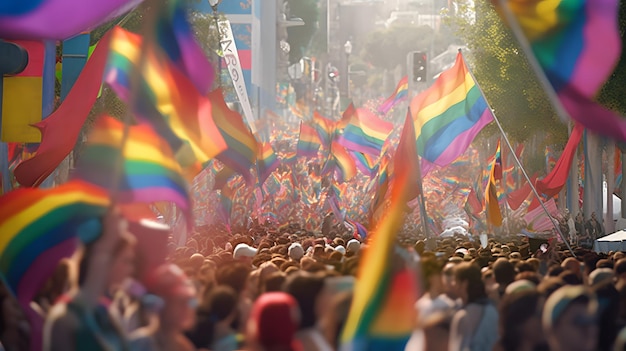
[328,66,339,83]
[412,51,428,83]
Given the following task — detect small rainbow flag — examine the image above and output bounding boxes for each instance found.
[322,141,357,183]
[73,116,190,213]
[209,89,259,185]
[485,141,503,227]
[410,52,494,173]
[378,76,409,114]
[312,111,335,148]
[256,141,280,185]
[0,181,109,305]
[339,107,393,156]
[351,151,377,176]
[104,27,227,172]
[297,121,322,158]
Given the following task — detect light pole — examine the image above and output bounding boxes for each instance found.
[344,40,352,100]
[209,0,222,87]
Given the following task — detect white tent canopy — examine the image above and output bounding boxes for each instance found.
[594,230,626,253]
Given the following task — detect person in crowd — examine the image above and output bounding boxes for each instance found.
[44,209,136,351]
[448,262,499,351]
[495,289,547,351]
[283,272,332,351]
[542,286,598,351]
[187,285,239,351]
[129,264,198,351]
[245,292,302,351]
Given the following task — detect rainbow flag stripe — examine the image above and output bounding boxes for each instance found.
[351,151,377,176]
[209,89,258,184]
[410,52,494,168]
[0,181,109,304]
[339,108,394,156]
[73,116,190,212]
[378,76,409,114]
[104,27,227,171]
[256,141,280,185]
[297,121,322,158]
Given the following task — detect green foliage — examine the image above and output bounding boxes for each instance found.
[598,2,626,115]
[286,0,319,64]
[447,2,567,146]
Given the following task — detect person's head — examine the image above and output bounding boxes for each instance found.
[421,257,443,294]
[614,258,626,283]
[246,292,300,351]
[499,289,545,351]
[493,258,516,290]
[561,257,582,280]
[205,285,238,328]
[283,272,325,329]
[542,286,598,351]
[442,262,459,299]
[288,243,304,262]
[453,262,485,304]
[146,264,197,331]
[216,262,251,296]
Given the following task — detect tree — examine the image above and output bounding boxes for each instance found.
[446,1,568,147]
[286,0,319,64]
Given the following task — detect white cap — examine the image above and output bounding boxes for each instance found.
[233,243,257,259]
[335,245,346,254]
[288,243,304,260]
[346,239,361,253]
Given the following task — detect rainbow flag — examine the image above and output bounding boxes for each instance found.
[323,141,357,183]
[209,89,258,184]
[312,111,335,148]
[297,121,322,158]
[341,109,421,350]
[282,151,298,166]
[104,27,227,172]
[73,116,190,213]
[339,108,393,156]
[212,166,236,191]
[0,181,109,304]
[495,0,626,141]
[256,141,280,185]
[351,151,377,176]
[494,140,502,180]
[410,52,494,172]
[378,76,409,114]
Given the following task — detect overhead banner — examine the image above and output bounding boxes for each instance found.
[217,19,256,134]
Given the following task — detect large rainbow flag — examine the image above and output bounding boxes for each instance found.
[378,76,409,114]
[73,116,190,213]
[341,111,421,350]
[495,0,626,141]
[339,108,394,157]
[0,181,109,304]
[410,52,494,174]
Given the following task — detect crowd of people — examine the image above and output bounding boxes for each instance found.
[1,208,626,351]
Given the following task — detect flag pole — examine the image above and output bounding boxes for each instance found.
[459,49,575,256]
[407,107,431,241]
